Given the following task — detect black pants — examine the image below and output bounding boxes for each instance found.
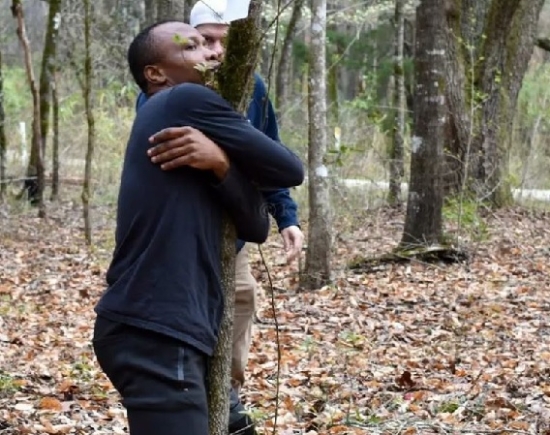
[92,316,255,435]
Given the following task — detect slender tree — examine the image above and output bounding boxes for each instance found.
[0,49,6,201]
[302,0,332,289]
[82,0,95,244]
[50,71,60,201]
[388,0,405,206]
[207,2,263,434]
[38,0,62,157]
[11,0,45,216]
[275,0,305,116]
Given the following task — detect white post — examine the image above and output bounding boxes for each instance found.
[18,121,28,166]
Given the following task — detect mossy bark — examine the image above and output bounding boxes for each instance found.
[11,0,45,217]
[275,0,305,117]
[388,0,405,207]
[443,0,544,207]
[22,0,60,206]
[208,2,263,434]
[38,0,61,157]
[0,49,6,201]
[81,0,94,245]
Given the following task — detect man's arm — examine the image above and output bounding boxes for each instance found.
[161,126,269,244]
[211,166,269,244]
[160,83,304,189]
[250,74,302,231]
[261,188,299,230]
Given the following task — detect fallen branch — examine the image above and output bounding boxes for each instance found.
[1,176,94,186]
[348,244,469,272]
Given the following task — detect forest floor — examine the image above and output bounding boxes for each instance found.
[0,196,549,435]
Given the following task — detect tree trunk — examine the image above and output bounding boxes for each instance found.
[474,0,544,206]
[38,0,62,159]
[156,0,184,20]
[275,0,304,116]
[82,0,95,244]
[327,56,339,124]
[142,0,156,28]
[302,0,332,290]
[388,0,405,207]
[183,0,195,22]
[209,2,263,434]
[11,0,45,217]
[400,0,445,248]
[443,0,545,206]
[0,49,6,202]
[50,71,60,201]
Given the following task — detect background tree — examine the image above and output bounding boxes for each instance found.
[0,48,5,201]
[39,0,62,200]
[11,0,45,217]
[443,0,546,206]
[388,0,406,206]
[38,0,61,158]
[400,0,445,248]
[50,69,60,201]
[302,0,331,289]
[81,0,94,245]
[275,0,305,117]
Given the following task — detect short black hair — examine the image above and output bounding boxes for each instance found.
[127,20,184,93]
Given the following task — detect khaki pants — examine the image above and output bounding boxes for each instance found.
[231,244,258,394]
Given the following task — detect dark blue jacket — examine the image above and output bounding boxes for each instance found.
[136,73,300,252]
[96,83,304,355]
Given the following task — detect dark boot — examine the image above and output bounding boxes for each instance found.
[228,387,257,435]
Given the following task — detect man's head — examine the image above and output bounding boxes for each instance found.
[190,0,230,61]
[127,20,219,95]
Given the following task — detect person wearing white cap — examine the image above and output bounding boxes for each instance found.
[140,0,304,421]
[190,0,229,27]
[189,0,304,393]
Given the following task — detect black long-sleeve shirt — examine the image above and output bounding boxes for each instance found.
[95,83,304,355]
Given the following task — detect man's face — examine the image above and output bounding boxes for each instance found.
[196,23,229,62]
[144,22,220,92]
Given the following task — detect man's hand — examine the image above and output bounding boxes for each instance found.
[281,225,304,263]
[147,126,229,180]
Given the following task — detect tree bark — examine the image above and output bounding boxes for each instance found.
[388,0,405,206]
[184,0,195,22]
[142,0,156,28]
[275,0,304,116]
[209,2,263,434]
[443,0,545,206]
[82,0,95,244]
[400,0,445,248]
[302,0,332,289]
[156,0,184,20]
[38,0,62,158]
[50,71,60,201]
[0,49,6,201]
[11,0,46,217]
[474,0,545,206]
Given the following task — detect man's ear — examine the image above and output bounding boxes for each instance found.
[144,65,166,87]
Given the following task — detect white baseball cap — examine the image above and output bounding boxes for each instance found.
[190,0,229,27]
